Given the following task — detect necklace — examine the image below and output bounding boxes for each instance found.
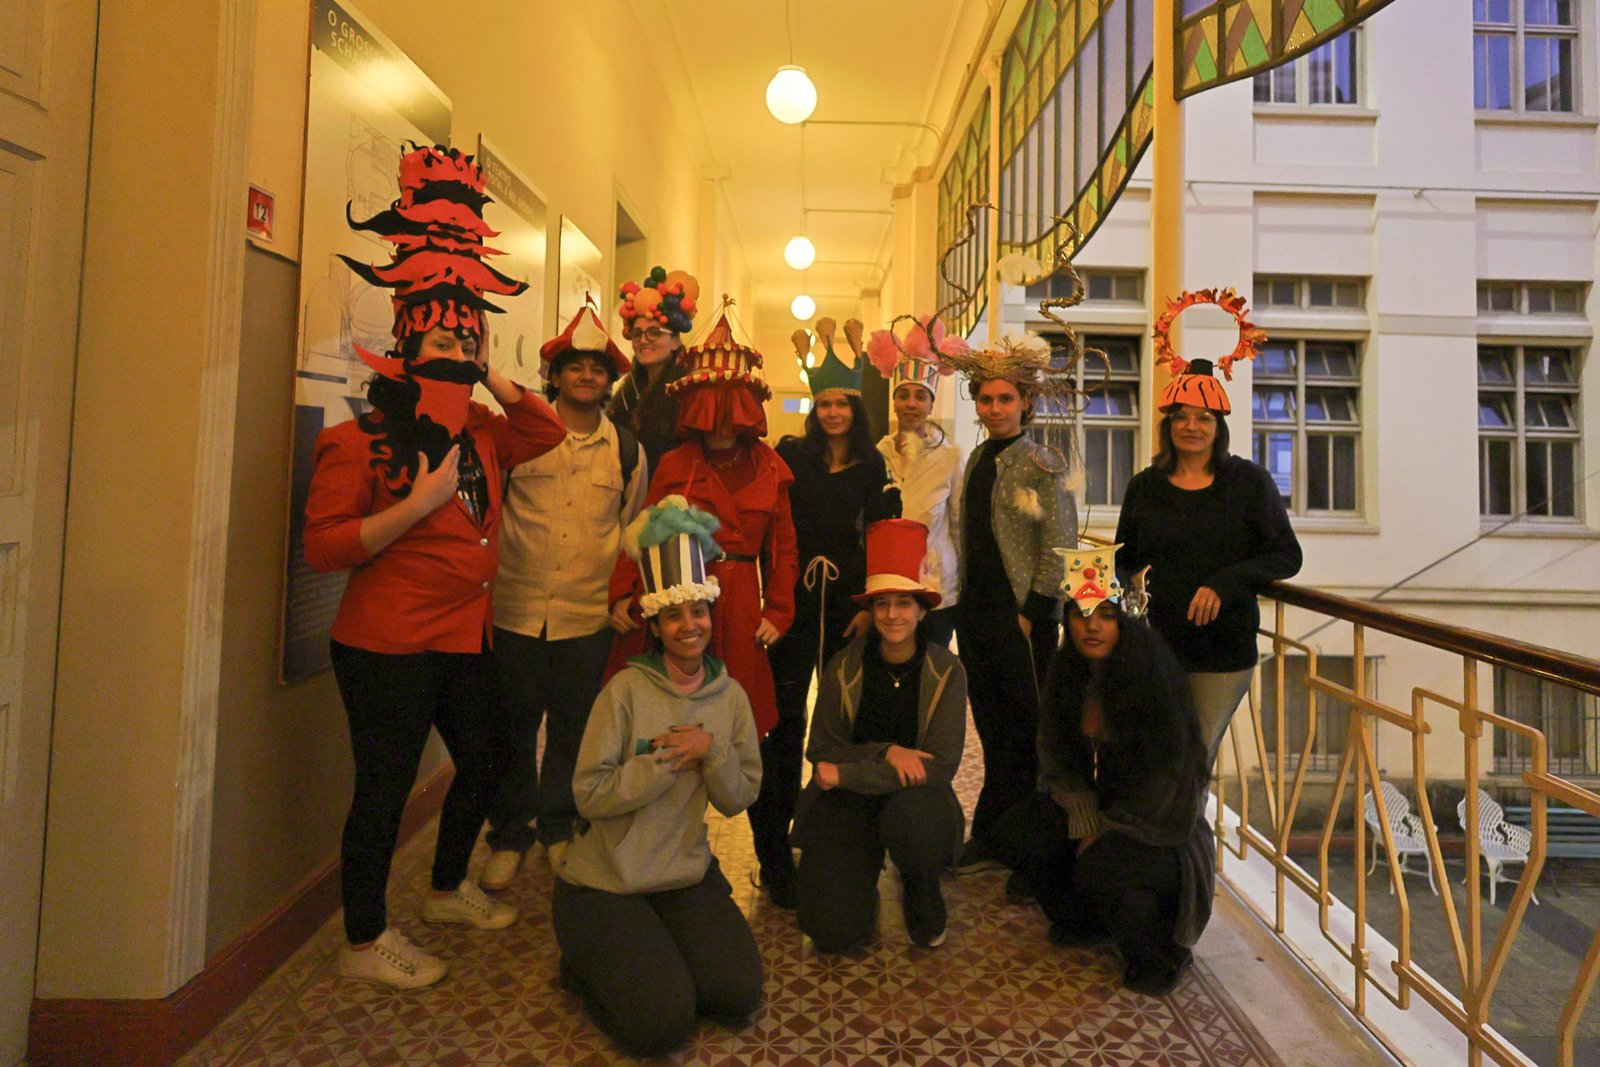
[566,425,600,443]
[707,448,743,470]
[882,658,918,689]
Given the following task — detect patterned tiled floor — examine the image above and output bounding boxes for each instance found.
[179,726,1281,1066]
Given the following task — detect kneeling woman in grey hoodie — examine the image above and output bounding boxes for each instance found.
[551,498,764,1057]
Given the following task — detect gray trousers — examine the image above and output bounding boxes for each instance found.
[1189,667,1255,766]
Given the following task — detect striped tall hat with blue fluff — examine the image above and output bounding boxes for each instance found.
[622,495,724,616]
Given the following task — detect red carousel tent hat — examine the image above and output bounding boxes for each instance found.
[853,519,942,608]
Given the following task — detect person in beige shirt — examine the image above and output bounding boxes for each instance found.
[481,306,649,890]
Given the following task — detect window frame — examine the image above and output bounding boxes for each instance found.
[1257,654,1382,776]
[1033,330,1144,511]
[1476,341,1584,524]
[1255,274,1366,311]
[1473,0,1581,115]
[1251,336,1366,519]
[1252,28,1365,108]
[1492,665,1600,781]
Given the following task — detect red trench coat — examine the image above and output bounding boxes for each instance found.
[607,439,799,736]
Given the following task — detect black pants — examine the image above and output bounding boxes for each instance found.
[795,786,964,952]
[486,624,614,851]
[920,604,958,648]
[330,640,504,944]
[749,595,855,889]
[1036,830,1185,970]
[552,860,763,1057]
[956,602,1058,842]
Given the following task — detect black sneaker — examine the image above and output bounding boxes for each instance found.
[952,837,1003,875]
[750,869,797,910]
[903,875,948,948]
[1004,869,1037,903]
[1046,917,1111,949]
[1122,953,1191,996]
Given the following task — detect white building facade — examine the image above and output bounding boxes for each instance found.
[953,0,1600,786]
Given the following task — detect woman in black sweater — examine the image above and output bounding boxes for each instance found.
[1027,551,1213,996]
[751,382,899,906]
[1114,357,1301,760]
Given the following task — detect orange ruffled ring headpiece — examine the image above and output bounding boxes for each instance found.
[1151,288,1266,415]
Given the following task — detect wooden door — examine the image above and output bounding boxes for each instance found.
[0,0,97,1061]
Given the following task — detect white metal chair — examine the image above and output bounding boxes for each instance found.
[1364,781,1437,895]
[1456,788,1539,907]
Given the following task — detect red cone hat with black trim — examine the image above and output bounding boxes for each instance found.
[540,302,630,377]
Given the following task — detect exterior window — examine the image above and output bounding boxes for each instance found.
[1259,655,1379,773]
[1252,340,1362,515]
[1493,667,1599,778]
[1478,280,1585,315]
[1254,31,1360,106]
[1026,269,1143,305]
[1034,334,1141,508]
[1478,345,1582,519]
[1474,0,1577,113]
[1255,275,1364,310]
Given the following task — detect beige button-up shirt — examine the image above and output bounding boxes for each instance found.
[495,414,648,640]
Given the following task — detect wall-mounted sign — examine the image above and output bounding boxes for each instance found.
[247,185,275,242]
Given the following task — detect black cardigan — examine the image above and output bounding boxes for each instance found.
[1114,455,1302,672]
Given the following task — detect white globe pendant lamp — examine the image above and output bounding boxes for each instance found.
[784,236,816,270]
[791,294,816,320]
[766,65,817,124]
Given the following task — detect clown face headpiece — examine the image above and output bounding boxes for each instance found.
[866,314,962,400]
[341,144,527,354]
[799,317,865,399]
[1152,288,1265,415]
[540,301,630,380]
[853,519,941,608]
[668,312,773,439]
[1053,542,1149,619]
[623,495,723,617]
[619,266,699,338]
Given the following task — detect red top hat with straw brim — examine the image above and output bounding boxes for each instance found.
[853,519,942,608]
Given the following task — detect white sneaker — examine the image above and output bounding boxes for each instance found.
[337,928,448,990]
[422,879,518,930]
[480,849,523,891]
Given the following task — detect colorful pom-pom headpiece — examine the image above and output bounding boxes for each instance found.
[865,314,961,397]
[623,495,723,616]
[618,266,699,336]
[1152,288,1265,415]
[1053,542,1148,619]
[340,143,527,351]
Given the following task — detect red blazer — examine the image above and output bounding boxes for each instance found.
[608,440,799,634]
[304,390,566,654]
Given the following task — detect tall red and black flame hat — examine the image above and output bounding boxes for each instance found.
[340,143,528,353]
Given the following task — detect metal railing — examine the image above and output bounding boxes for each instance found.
[1215,582,1600,1067]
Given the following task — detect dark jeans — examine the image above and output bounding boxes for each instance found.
[795,786,965,952]
[552,859,763,1057]
[1026,818,1185,971]
[330,639,504,944]
[749,597,855,889]
[920,604,957,648]
[486,624,614,851]
[956,601,1058,843]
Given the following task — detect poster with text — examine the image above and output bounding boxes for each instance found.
[475,135,548,392]
[281,0,452,683]
[557,215,605,327]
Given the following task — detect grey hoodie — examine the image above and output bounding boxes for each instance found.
[558,653,763,895]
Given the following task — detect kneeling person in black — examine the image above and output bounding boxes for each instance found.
[1019,544,1213,995]
[792,520,967,952]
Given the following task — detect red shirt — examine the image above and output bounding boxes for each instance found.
[304,390,567,654]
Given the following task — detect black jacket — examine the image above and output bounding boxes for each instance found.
[1114,455,1302,672]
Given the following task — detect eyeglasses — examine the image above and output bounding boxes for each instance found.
[632,327,670,343]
